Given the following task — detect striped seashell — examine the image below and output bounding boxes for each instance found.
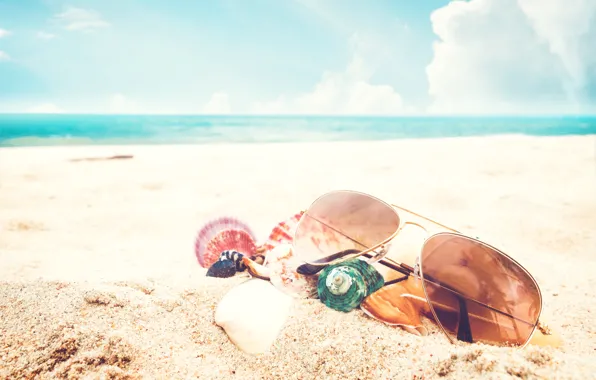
[257,211,304,254]
[219,250,247,272]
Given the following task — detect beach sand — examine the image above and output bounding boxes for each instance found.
[1,135,595,379]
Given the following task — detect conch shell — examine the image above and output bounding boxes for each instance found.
[360,276,430,336]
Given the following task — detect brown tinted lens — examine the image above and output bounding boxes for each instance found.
[420,233,541,347]
[293,191,400,263]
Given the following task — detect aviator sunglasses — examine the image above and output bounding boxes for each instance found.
[292,190,549,348]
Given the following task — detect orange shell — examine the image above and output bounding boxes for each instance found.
[360,277,430,336]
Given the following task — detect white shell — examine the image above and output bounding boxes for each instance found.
[214,279,293,354]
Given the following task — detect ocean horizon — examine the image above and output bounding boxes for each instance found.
[0,114,595,147]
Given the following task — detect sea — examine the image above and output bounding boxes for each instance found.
[0,114,595,147]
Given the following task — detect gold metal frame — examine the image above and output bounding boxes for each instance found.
[295,189,546,348]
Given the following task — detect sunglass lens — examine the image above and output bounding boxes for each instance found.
[420,233,541,347]
[293,191,400,264]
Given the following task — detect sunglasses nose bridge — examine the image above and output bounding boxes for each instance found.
[401,220,430,236]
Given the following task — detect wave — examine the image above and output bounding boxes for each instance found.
[1,115,595,147]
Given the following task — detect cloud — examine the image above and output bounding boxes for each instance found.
[0,51,10,61]
[0,28,10,38]
[251,34,409,115]
[108,94,140,114]
[426,0,596,114]
[202,92,232,114]
[27,103,64,114]
[251,96,288,115]
[37,31,56,40]
[54,7,110,32]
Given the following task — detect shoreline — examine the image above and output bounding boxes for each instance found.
[1,132,595,150]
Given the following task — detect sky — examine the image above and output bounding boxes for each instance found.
[0,0,595,115]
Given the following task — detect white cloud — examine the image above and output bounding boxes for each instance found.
[0,28,10,38]
[426,0,596,114]
[0,51,10,61]
[251,95,288,115]
[108,94,140,114]
[54,7,110,32]
[27,103,64,114]
[251,34,409,115]
[37,31,56,40]
[202,92,232,114]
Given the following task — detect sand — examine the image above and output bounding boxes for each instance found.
[0,134,595,379]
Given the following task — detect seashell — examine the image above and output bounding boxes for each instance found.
[257,211,304,254]
[206,259,236,278]
[266,243,318,299]
[195,217,258,268]
[204,230,257,268]
[250,254,266,266]
[360,276,429,336]
[219,250,247,272]
[317,259,385,312]
[215,279,293,354]
[242,256,271,281]
[242,244,318,299]
[218,250,266,272]
[195,216,258,268]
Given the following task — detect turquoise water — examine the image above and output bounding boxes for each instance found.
[0,114,595,147]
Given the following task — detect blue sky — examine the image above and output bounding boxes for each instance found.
[0,0,595,115]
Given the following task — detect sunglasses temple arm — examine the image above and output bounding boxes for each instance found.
[456,296,474,343]
[362,252,412,277]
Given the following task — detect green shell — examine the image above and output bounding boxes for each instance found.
[317,258,385,313]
